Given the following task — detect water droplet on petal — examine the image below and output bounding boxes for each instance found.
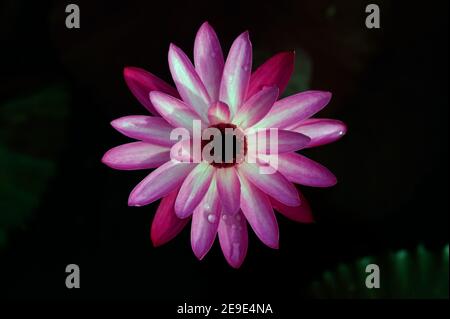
[207,214,217,223]
[222,214,228,221]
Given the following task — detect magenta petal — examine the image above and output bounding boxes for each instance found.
[149,91,203,132]
[232,86,279,129]
[207,101,231,124]
[270,129,310,153]
[291,118,347,148]
[151,188,189,247]
[123,67,179,115]
[254,91,332,129]
[111,116,175,146]
[190,176,221,260]
[128,161,197,206]
[169,44,211,122]
[218,211,248,268]
[194,22,224,102]
[270,190,314,223]
[216,167,240,215]
[238,161,300,207]
[102,142,170,170]
[238,172,279,249]
[247,51,295,99]
[246,129,310,153]
[277,153,337,187]
[175,163,215,218]
[219,31,252,116]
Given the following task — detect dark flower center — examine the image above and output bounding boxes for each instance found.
[201,123,247,168]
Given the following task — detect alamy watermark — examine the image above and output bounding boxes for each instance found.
[65,264,80,289]
[65,4,80,29]
[365,4,381,29]
[365,263,380,289]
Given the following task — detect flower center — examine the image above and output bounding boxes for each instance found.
[201,123,247,168]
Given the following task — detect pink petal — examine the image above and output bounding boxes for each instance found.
[232,86,279,129]
[175,162,215,218]
[128,161,197,206]
[277,153,337,187]
[218,211,248,268]
[190,176,221,260]
[270,190,314,223]
[102,142,170,170]
[238,172,279,249]
[151,188,189,247]
[290,118,347,148]
[216,167,240,215]
[219,32,252,116]
[254,91,332,129]
[111,116,175,146]
[207,101,231,125]
[168,44,211,122]
[246,129,310,153]
[123,67,179,115]
[194,22,224,102]
[238,161,300,207]
[149,91,203,133]
[247,51,295,99]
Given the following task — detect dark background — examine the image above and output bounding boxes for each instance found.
[0,0,448,305]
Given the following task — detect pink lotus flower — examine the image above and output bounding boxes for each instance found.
[102,22,346,268]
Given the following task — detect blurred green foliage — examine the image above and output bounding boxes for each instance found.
[0,85,70,248]
[310,244,449,299]
[283,48,312,96]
